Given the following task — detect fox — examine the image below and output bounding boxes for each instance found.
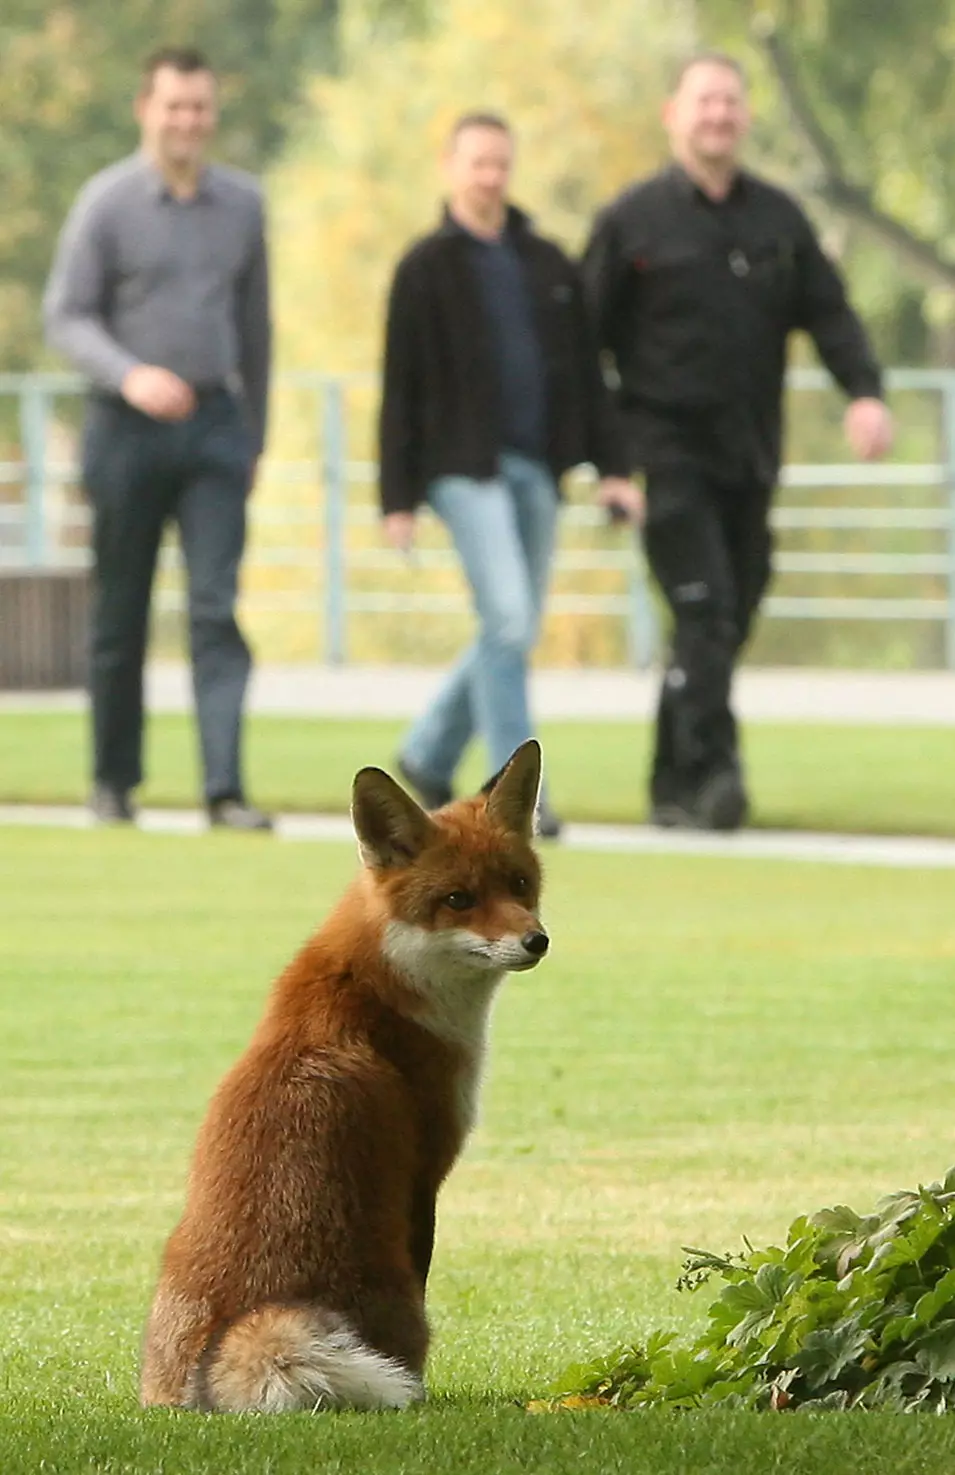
[140,738,549,1414]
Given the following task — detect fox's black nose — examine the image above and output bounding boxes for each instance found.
[522,929,549,958]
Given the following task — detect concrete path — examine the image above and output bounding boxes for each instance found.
[2,803,954,870]
[1,663,954,723]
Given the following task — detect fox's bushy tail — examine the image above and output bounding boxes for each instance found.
[196,1303,423,1412]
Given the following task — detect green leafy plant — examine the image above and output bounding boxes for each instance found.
[545,1166,955,1414]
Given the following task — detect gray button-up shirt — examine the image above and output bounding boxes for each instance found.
[43,153,271,452]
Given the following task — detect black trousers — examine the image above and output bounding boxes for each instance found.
[82,390,253,802]
[641,467,773,804]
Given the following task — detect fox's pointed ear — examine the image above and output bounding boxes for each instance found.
[352,768,437,869]
[482,740,542,839]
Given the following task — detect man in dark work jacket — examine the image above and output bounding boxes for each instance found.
[583,52,893,831]
[379,111,643,837]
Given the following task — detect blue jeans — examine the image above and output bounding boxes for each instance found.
[400,452,559,787]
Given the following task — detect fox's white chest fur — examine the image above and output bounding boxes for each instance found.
[382,920,506,1139]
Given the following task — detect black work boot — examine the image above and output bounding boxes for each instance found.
[693,770,748,832]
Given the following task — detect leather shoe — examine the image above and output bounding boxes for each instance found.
[90,784,136,825]
[536,801,563,840]
[208,798,274,832]
[396,757,453,811]
[649,799,697,829]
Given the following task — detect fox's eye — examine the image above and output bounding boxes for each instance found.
[511,874,530,898]
[443,889,477,912]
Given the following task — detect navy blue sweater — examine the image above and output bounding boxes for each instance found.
[464,225,547,460]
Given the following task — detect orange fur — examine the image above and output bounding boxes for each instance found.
[140,741,548,1412]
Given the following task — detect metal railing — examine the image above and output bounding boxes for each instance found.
[1,367,954,668]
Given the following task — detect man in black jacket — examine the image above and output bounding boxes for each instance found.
[379,112,641,836]
[583,53,893,831]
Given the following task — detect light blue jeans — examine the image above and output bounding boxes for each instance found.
[400,452,559,787]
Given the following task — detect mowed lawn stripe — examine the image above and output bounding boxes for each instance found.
[0,711,954,836]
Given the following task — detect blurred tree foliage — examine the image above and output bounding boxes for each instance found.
[259,0,952,668]
[698,0,955,364]
[10,0,951,668]
[271,0,686,381]
[261,0,688,668]
[267,0,955,379]
[0,0,339,373]
[7,0,955,375]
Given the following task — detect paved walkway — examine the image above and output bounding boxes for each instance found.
[3,804,954,871]
[2,662,954,723]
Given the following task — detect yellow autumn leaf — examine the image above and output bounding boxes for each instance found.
[526,1394,613,1413]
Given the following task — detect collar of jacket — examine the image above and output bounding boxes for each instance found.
[666,161,750,205]
[437,201,533,239]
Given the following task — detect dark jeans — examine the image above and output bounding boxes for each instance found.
[642,468,773,804]
[82,390,253,802]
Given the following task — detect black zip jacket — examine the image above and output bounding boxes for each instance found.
[378,205,629,514]
[582,165,884,486]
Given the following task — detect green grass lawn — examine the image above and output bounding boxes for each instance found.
[2,824,955,1471]
[1,710,954,836]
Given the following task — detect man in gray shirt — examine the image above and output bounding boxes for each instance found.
[44,46,272,830]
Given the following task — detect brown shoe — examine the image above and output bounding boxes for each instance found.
[90,784,136,825]
[536,801,563,840]
[208,799,274,832]
[396,757,453,811]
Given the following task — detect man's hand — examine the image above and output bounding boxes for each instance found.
[384,511,416,553]
[597,476,645,526]
[844,397,893,461]
[121,365,196,422]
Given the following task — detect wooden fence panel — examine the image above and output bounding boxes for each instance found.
[0,571,89,689]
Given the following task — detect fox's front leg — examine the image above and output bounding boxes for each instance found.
[410,1182,437,1287]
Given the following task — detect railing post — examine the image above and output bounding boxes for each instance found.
[942,372,955,671]
[321,377,347,665]
[19,379,50,566]
[626,553,658,670]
